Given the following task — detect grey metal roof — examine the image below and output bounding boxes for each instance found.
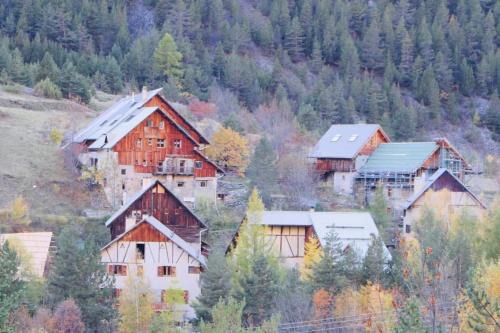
[403,168,486,210]
[104,180,207,229]
[309,124,387,159]
[101,216,206,267]
[254,210,390,259]
[359,142,438,174]
[74,88,163,143]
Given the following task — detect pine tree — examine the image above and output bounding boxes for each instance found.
[153,33,183,82]
[459,59,475,96]
[339,33,360,79]
[47,224,117,332]
[285,17,304,62]
[246,138,278,207]
[361,236,387,284]
[361,18,384,70]
[310,39,322,74]
[297,103,320,132]
[0,242,25,333]
[195,250,232,322]
[36,51,59,83]
[398,29,414,86]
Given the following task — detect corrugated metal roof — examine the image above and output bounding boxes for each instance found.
[403,168,486,210]
[0,232,53,277]
[101,216,206,267]
[360,142,438,173]
[254,211,390,259]
[104,180,207,229]
[309,124,387,159]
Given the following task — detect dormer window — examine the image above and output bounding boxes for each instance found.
[331,134,341,142]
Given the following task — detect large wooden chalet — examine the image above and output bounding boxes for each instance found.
[71,87,223,208]
[309,124,390,194]
[101,180,207,319]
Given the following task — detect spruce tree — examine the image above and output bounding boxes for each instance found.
[195,250,232,322]
[361,236,387,284]
[153,33,183,82]
[47,224,117,332]
[394,297,426,333]
[361,18,384,70]
[0,242,25,333]
[246,137,278,207]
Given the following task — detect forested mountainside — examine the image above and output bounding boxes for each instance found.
[1,0,500,143]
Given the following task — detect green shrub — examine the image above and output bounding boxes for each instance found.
[34,78,62,99]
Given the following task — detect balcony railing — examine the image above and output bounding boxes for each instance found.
[155,165,194,176]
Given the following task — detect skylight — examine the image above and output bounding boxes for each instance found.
[348,134,359,142]
[125,115,135,122]
[99,120,108,126]
[331,134,341,142]
[109,119,118,126]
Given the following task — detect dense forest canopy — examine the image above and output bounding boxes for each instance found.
[1,0,500,140]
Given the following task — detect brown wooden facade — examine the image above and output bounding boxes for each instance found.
[109,182,205,243]
[113,110,217,177]
[358,129,389,155]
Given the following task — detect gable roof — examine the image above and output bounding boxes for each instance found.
[232,211,390,259]
[0,232,53,277]
[101,216,206,267]
[73,88,209,146]
[309,124,389,159]
[360,142,438,173]
[403,168,486,210]
[104,180,207,229]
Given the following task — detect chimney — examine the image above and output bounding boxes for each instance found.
[142,86,148,101]
[309,206,315,212]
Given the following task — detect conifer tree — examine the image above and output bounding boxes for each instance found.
[361,236,387,284]
[361,18,384,70]
[246,137,278,207]
[301,236,322,281]
[0,241,25,333]
[47,224,116,332]
[394,297,426,333]
[153,33,183,82]
[195,249,232,322]
[285,17,304,62]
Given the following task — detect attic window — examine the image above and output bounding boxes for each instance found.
[146,119,153,127]
[348,134,359,142]
[331,134,341,142]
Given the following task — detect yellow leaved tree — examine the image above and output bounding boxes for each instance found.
[205,127,250,175]
[358,283,395,332]
[118,275,155,333]
[300,235,322,281]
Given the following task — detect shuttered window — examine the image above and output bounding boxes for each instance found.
[157,266,176,277]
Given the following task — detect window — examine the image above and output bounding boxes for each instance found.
[348,134,359,142]
[113,288,121,298]
[157,139,165,148]
[125,115,134,122]
[136,138,142,148]
[121,183,125,190]
[121,169,126,175]
[147,138,153,146]
[109,265,127,276]
[136,243,145,261]
[183,290,189,304]
[188,266,201,274]
[143,160,147,167]
[194,161,203,169]
[146,119,153,127]
[135,159,139,165]
[177,181,185,187]
[199,181,207,188]
[405,224,411,234]
[159,121,165,129]
[331,134,341,142]
[157,266,176,277]
[137,265,143,277]
[90,157,98,168]
[387,187,392,198]
[173,139,182,148]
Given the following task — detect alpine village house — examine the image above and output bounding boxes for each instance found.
[70,87,223,208]
[101,180,207,319]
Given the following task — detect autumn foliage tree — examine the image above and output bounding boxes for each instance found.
[50,299,85,333]
[300,236,322,281]
[118,276,155,333]
[205,127,250,175]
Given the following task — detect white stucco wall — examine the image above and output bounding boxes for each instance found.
[101,239,202,319]
[333,172,356,194]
